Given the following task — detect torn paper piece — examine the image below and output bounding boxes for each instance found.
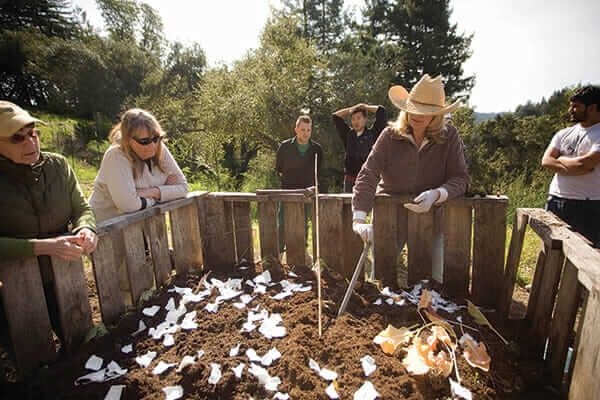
[135,351,157,368]
[168,286,193,296]
[132,320,146,336]
[360,355,376,377]
[450,378,473,400]
[152,361,176,375]
[246,279,256,287]
[241,321,257,333]
[309,358,320,372]
[272,291,294,301]
[181,311,198,330]
[230,344,241,357]
[260,347,281,367]
[162,385,184,400]
[104,384,125,400]
[208,363,222,385]
[320,368,338,381]
[288,271,298,278]
[165,297,176,311]
[274,393,290,400]
[326,382,340,399]
[197,350,205,358]
[121,344,133,354]
[259,313,286,339]
[85,355,103,371]
[232,362,245,378]
[233,302,246,310]
[381,287,400,298]
[248,363,281,392]
[216,287,242,303]
[296,285,312,292]
[75,361,127,386]
[253,284,267,295]
[254,270,272,285]
[182,289,211,303]
[162,334,175,347]
[176,355,196,373]
[107,361,127,377]
[246,348,261,362]
[205,302,220,313]
[142,305,161,317]
[373,298,382,305]
[166,304,188,324]
[354,381,379,400]
[150,321,179,340]
[385,298,394,305]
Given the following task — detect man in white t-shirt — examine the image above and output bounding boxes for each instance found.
[541,85,600,247]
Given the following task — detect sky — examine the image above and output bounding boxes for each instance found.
[74,0,600,112]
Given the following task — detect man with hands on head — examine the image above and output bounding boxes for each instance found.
[333,103,386,192]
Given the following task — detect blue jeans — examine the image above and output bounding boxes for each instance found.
[546,195,600,248]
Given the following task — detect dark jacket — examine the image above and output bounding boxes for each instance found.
[333,106,387,178]
[275,137,323,190]
[0,152,96,281]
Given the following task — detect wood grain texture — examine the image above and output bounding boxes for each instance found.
[318,197,343,275]
[472,201,507,308]
[373,198,398,288]
[257,200,279,261]
[407,210,434,285]
[283,201,306,267]
[122,221,154,305]
[170,203,203,274]
[202,197,232,269]
[341,203,363,279]
[145,213,172,287]
[49,257,93,352]
[0,258,56,375]
[233,201,254,263]
[443,204,472,299]
[498,210,529,319]
[90,234,125,325]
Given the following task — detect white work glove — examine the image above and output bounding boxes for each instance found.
[404,189,441,213]
[352,223,373,243]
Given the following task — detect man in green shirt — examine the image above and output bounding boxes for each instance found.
[275,115,323,260]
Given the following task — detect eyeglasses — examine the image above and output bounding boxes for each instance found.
[131,135,163,146]
[0,129,40,144]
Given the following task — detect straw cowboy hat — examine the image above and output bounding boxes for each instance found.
[0,101,45,138]
[388,74,461,116]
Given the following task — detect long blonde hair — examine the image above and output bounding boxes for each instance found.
[390,111,447,144]
[109,108,166,178]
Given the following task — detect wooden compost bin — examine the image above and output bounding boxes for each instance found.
[0,191,598,399]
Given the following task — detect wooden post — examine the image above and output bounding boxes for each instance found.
[525,242,547,330]
[170,203,203,274]
[233,201,254,263]
[373,197,398,288]
[568,289,600,400]
[202,197,234,269]
[318,197,343,276]
[407,210,434,285]
[526,244,565,357]
[257,199,280,261]
[472,200,507,308]
[548,260,581,389]
[498,210,529,319]
[443,204,472,298]
[91,234,125,325]
[50,257,93,352]
[122,221,154,305]
[283,201,306,267]
[0,258,56,376]
[341,202,363,279]
[145,213,172,287]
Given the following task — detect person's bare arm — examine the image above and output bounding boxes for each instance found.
[542,147,596,176]
[333,103,379,118]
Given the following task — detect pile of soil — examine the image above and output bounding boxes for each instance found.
[2,262,557,399]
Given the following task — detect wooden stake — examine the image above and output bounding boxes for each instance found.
[314,153,322,337]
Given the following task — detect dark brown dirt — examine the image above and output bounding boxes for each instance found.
[1,263,560,399]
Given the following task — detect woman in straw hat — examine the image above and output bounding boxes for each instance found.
[351,74,470,287]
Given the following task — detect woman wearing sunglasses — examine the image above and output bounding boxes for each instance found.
[89,108,188,222]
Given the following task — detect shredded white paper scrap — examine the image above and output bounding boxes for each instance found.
[162,385,184,400]
[104,384,125,400]
[176,355,196,373]
[75,361,127,386]
[248,363,281,392]
[152,361,176,375]
[246,348,261,362]
[132,320,146,336]
[373,298,382,305]
[205,301,220,313]
[85,355,103,371]
[232,362,245,378]
[162,333,175,347]
[308,358,338,381]
[142,305,161,317]
[450,378,472,400]
[197,349,205,358]
[135,351,157,368]
[354,381,379,400]
[165,297,176,311]
[360,355,376,377]
[260,347,281,366]
[326,382,340,399]
[230,344,241,357]
[274,392,290,400]
[259,313,286,339]
[121,344,133,354]
[208,363,222,384]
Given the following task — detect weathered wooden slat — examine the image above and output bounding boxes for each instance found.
[443,204,472,298]
[49,257,93,352]
[283,201,306,267]
[568,290,600,400]
[548,260,581,388]
[170,203,203,274]
[90,234,125,325]
[373,198,398,288]
[318,197,343,275]
[122,221,154,305]
[498,210,529,319]
[202,197,233,269]
[527,245,565,356]
[145,213,172,287]
[257,200,279,261]
[525,243,546,327]
[223,201,237,264]
[407,210,434,285]
[472,200,507,308]
[233,201,254,263]
[0,258,56,375]
[341,203,363,279]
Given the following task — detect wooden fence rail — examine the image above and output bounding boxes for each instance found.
[4,191,598,398]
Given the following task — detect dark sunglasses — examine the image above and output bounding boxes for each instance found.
[131,135,163,146]
[0,129,40,144]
